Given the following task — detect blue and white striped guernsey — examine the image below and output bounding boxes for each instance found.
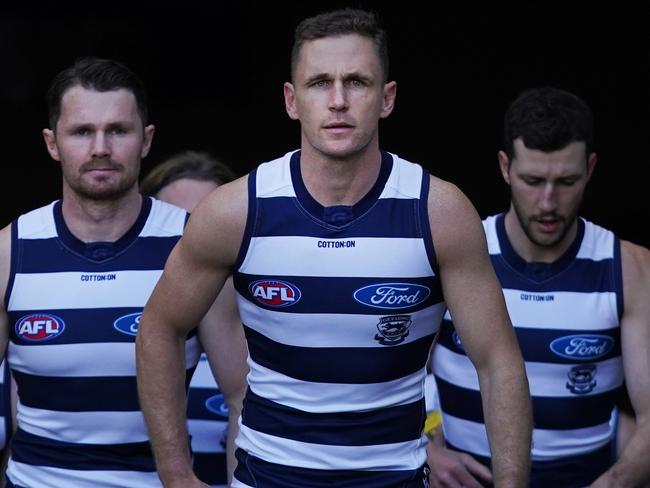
[5,197,202,488]
[433,213,623,487]
[232,150,445,488]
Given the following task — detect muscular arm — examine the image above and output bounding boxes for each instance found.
[428,177,532,487]
[198,276,248,484]
[0,224,11,366]
[136,179,248,487]
[591,241,650,488]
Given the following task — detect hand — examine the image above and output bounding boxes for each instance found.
[427,442,493,488]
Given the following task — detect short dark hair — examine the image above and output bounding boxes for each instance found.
[140,150,237,197]
[46,56,149,130]
[503,86,594,160]
[291,8,389,82]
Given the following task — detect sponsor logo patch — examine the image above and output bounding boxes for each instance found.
[249,280,301,307]
[354,283,430,309]
[205,393,229,418]
[113,312,142,336]
[550,334,614,360]
[15,313,65,341]
[375,315,412,345]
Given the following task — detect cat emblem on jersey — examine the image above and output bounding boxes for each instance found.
[566,364,597,394]
[375,315,412,345]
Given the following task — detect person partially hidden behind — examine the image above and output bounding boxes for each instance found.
[431,86,650,488]
[141,150,239,488]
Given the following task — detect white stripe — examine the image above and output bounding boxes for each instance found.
[442,413,614,460]
[7,459,162,488]
[231,479,255,488]
[140,198,187,237]
[482,215,501,254]
[9,337,200,376]
[236,423,427,471]
[248,359,425,413]
[189,354,220,388]
[503,289,618,330]
[16,202,57,239]
[188,419,227,453]
[239,299,442,348]
[433,346,479,390]
[8,270,163,310]
[17,402,149,444]
[379,155,422,199]
[434,346,623,396]
[256,152,296,198]
[526,357,623,396]
[577,221,615,261]
[239,236,434,277]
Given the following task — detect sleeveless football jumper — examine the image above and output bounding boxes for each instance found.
[232,150,445,488]
[5,198,201,487]
[433,213,623,487]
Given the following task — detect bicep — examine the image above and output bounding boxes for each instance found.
[620,242,650,420]
[199,276,249,399]
[429,180,513,367]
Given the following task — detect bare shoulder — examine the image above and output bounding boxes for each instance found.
[620,239,650,290]
[182,174,249,267]
[426,175,487,263]
[0,223,12,304]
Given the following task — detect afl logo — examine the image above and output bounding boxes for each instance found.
[550,334,614,360]
[205,393,229,419]
[113,312,142,336]
[353,283,430,309]
[16,313,65,341]
[249,280,301,307]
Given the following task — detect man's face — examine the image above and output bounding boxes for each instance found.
[283,33,396,160]
[500,138,595,249]
[43,85,154,200]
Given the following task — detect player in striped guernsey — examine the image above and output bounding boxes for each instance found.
[0,57,246,487]
[141,150,243,488]
[137,8,532,488]
[430,86,650,487]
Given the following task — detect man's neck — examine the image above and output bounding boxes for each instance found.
[61,189,143,243]
[299,146,382,207]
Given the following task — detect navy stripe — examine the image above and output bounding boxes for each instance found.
[1,365,12,448]
[15,236,180,273]
[255,197,422,238]
[9,308,198,345]
[438,320,621,364]
[242,389,425,445]
[14,369,195,412]
[436,377,616,429]
[10,428,156,471]
[245,326,434,384]
[492,256,617,293]
[193,451,227,485]
[234,448,424,488]
[234,274,443,315]
[187,387,228,420]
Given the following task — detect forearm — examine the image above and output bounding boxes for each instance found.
[481,359,532,487]
[593,415,650,487]
[136,329,195,484]
[225,405,242,484]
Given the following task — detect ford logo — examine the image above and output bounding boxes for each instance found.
[550,334,614,360]
[353,283,430,309]
[205,393,229,418]
[113,312,142,336]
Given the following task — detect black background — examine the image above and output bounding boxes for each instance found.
[2,2,648,246]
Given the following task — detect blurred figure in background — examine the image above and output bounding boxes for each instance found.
[140,150,241,488]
